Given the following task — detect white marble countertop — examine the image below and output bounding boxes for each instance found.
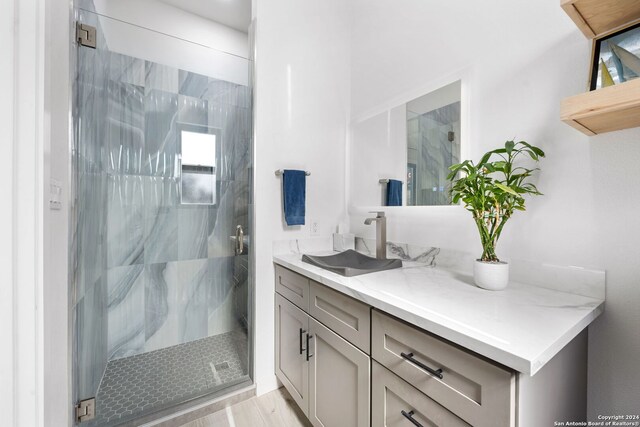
[273,251,605,376]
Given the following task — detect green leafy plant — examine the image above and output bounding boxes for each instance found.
[447,140,545,263]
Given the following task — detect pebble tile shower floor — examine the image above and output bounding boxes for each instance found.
[87,329,249,426]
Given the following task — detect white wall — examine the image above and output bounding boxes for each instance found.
[253,0,351,395]
[586,137,640,417]
[89,0,249,58]
[0,1,18,424]
[0,0,49,425]
[348,0,640,417]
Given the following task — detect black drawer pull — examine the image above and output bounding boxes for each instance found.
[400,352,444,379]
[401,410,424,427]
[299,328,306,355]
[306,334,314,361]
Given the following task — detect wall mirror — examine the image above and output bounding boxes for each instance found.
[349,79,463,208]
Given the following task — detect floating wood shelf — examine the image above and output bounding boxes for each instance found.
[560,0,640,135]
[561,78,640,135]
[561,0,640,38]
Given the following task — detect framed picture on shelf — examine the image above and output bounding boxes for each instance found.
[590,22,640,91]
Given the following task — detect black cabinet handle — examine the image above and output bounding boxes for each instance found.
[401,410,424,427]
[400,352,444,379]
[306,334,314,361]
[299,328,306,355]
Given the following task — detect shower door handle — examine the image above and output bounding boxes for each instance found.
[235,225,244,255]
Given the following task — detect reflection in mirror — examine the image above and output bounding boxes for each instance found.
[406,80,461,206]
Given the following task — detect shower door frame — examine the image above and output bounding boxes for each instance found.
[69,6,256,425]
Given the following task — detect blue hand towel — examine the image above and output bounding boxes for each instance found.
[386,179,402,206]
[283,170,306,226]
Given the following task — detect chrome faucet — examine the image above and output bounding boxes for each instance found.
[364,211,387,259]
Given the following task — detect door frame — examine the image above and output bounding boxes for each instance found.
[1,0,74,426]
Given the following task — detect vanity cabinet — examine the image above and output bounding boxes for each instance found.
[275,264,589,427]
[275,267,370,427]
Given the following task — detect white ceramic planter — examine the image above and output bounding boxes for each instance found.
[473,260,509,291]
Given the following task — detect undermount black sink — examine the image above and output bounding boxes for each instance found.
[302,249,403,277]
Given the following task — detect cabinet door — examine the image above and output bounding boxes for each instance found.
[275,294,309,415]
[308,317,370,427]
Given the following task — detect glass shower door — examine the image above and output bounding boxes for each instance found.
[72,7,252,426]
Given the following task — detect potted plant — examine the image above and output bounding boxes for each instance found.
[447,140,545,290]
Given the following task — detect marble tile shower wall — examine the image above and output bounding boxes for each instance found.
[74,16,251,399]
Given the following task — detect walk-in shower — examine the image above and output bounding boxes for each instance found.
[72,5,253,426]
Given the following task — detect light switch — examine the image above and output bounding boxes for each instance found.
[50,179,62,210]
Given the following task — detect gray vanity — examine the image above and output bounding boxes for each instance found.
[273,250,604,427]
[275,265,370,426]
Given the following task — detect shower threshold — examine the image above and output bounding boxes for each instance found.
[84,329,249,426]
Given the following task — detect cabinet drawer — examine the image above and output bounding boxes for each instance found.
[275,265,310,311]
[372,310,515,427]
[372,361,469,427]
[309,281,371,354]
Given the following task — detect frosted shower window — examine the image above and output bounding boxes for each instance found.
[181,130,216,205]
